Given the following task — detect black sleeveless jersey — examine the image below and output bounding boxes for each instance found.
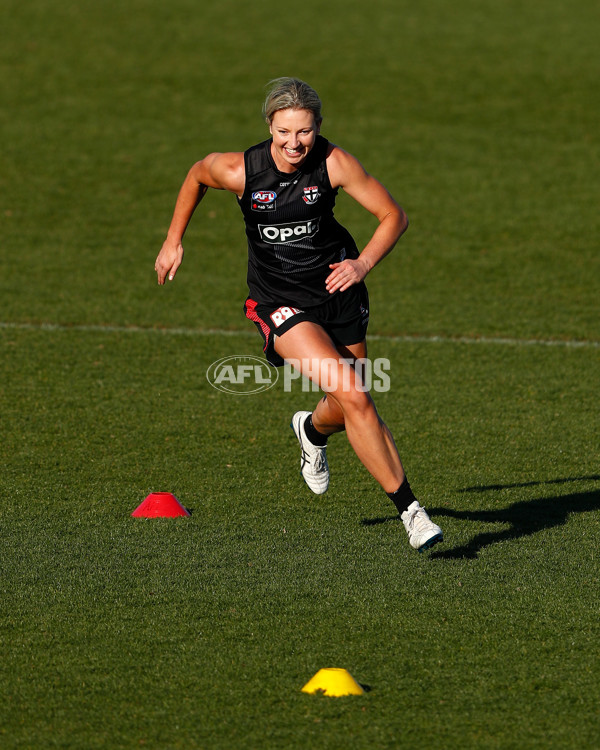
[237,135,359,307]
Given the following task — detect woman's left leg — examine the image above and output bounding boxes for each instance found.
[278,323,443,552]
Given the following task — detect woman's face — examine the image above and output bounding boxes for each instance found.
[269,108,320,172]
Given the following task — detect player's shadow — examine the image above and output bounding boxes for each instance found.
[361,476,600,560]
[427,486,600,560]
[460,474,600,493]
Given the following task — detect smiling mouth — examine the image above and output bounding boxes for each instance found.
[285,147,303,156]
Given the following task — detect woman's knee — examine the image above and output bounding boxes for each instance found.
[331,386,374,419]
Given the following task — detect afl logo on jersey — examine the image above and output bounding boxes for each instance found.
[302,186,320,204]
[252,190,277,211]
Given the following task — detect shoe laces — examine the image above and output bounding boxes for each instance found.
[312,447,327,473]
[302,445,327,474]
[406,505,431,533]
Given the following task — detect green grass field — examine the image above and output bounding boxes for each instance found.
[1,0,599,747]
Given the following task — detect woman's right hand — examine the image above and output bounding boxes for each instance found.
[155,239,184,285]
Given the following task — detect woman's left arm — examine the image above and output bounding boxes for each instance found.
[325,146,408,294]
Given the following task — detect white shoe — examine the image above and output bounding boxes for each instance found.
[401,500,443,552]
[290,411,329,495]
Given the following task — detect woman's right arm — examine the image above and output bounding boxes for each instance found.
[155,153,244,285]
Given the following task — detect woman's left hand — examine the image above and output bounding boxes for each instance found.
[325,258,369,294]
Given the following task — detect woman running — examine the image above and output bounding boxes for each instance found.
[155,77,443,552]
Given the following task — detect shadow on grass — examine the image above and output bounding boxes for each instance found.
[460,474,600,493]
[428,487,600,560]
[361,476,600,560]
[361,515,400,527]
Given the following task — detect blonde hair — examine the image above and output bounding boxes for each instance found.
[262,77,323,125]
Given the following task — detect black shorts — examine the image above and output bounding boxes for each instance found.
[244,284,370,367]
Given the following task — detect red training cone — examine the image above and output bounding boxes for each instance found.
[131,492,190,518]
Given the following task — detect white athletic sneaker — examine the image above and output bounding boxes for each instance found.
[401,500,443,552]
[291,411,329,495]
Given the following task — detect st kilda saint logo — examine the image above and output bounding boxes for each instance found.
[252,190,277,212]
[302,186,320,204]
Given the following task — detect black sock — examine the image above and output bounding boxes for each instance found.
[303,413,328,446]
[387,478,417,515]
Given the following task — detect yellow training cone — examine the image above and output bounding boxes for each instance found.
[301,668,364,696]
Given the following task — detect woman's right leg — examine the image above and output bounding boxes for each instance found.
[275,321,405,493]
[309,339,365,436]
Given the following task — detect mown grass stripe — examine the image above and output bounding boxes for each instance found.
[0,320,598,349]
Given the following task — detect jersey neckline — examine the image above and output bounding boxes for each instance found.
[265,136,327,179]
[265,138,300,179]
